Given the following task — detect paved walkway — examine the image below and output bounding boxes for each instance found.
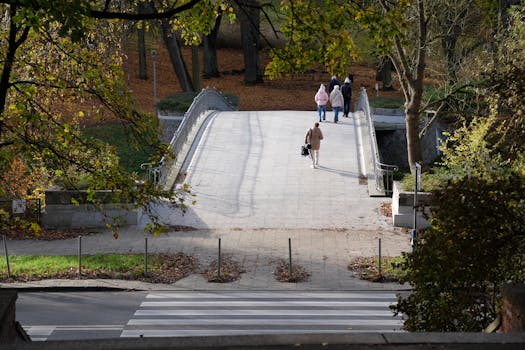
[2,111,410,291]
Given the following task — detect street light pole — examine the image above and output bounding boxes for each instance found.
[151,49,157,115]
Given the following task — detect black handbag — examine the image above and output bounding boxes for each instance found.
[301,144,310,156]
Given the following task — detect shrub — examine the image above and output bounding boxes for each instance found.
[156,92,198,113]
[156,91,239,113]
[393,174,525,331]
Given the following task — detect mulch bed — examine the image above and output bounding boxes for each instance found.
[203,255,244,283]
[0,228,100,241]
[348,256,401,283]
[273,258,310,283]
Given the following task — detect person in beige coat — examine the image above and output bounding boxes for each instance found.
[329,85,344,123]
[305,122,324,168]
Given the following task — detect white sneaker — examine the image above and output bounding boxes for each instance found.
[310,164,315,169]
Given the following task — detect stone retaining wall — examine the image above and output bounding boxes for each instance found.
[391,181,432,228]
[41,189,141,229]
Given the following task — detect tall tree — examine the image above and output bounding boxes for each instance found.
[137,2,149,80]
[393,7,525,331]
[160,18,194,92]
[266,0,498,173]
[0,1,215,234]
[203,10,223,79]
[237,0,263,85]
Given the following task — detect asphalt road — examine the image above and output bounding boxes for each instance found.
[17,290,404,341]
[17,291,146,341]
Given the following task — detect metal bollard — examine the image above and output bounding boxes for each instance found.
[78,235,82,279]
[378,238,382,278]
[217,238,221,279]
[144,237,148,277]
[3,235,10,279]
[288,238,293,277]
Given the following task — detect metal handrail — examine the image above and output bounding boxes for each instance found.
[143,88,236,187]
[355,88,398,196]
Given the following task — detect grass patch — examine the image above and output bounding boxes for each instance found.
[82,123,157,174]
[0,253,197,283]
[369,96,404,109]
[348,256,406,283]
[399,169,452,192]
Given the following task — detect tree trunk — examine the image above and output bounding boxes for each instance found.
[191,45,200,91]
[137,2,148,80]
[381,58,393,90]
[405,96,423,173]
[137,26,147,80]
[203,12,222,79]
[160,19,193,92]
[1,6,29,137]
[238,1,263,85]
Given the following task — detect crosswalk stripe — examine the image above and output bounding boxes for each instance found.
[127,318,404,326]
[135,309,396,316]
[146,292,398,299]
[123,291,404,338]
[140,301,396,307]
[121,329,401,338]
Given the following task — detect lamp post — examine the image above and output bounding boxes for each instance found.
[151,49,157,115]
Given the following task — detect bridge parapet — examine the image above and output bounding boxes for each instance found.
[355,88,398,196]
[141,88,236,191]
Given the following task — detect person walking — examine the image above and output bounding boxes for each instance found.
[314,84,329,122]
[330,85,344,123]
[328,75,340,93]
[341,77,352,117]
[305,122,324,168]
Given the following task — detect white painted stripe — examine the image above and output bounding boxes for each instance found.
[23,326,54,336]
[141,301,395,307]
[25,325,123,329]
[135,309,395,316]
[146,292,398,299]
[29,337,48,341]
[127,318,404,326]
[54,326,124,331]
[121,329,403,337]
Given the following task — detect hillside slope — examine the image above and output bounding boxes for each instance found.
[124,46,402,113]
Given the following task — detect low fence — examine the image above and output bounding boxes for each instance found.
[142,88,236,189]
[355,88,398,196]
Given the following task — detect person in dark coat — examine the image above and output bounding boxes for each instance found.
[341,77,352,117]
[328,75,340,93]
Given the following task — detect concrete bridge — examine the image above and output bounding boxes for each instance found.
[156,109,391,232]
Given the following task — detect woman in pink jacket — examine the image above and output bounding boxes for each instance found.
[314,84,329,122]
[330,85,344,123]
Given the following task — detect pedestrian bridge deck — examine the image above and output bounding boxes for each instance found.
[156,110,391,232]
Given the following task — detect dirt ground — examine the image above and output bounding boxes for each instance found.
[124,45,403,113]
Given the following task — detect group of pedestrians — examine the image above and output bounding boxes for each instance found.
[314,75,353,123]
[306,74,353,169]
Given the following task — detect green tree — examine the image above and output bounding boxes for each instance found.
[393,8,525,331]
[0,1,210,234]
[266,0,500,173]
